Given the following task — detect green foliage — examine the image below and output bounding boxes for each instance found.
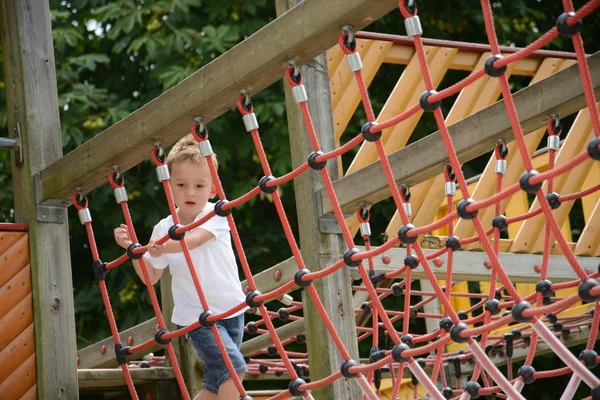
[0,0,599,394]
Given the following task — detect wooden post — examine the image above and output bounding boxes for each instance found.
[276,1,362,398]
[160,270,202,398]
[0,0,78,398]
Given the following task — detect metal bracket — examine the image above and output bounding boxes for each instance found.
[316,188,357,234]
[0,122,24,166]
[34,173,69,223]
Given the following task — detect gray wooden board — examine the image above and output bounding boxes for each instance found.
[78,367,175,389]
[38,0,398,204]
[0,0,78,398]
[319,52,600,215]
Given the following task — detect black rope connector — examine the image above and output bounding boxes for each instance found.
[391,343,410,363]
[401,334,414,348]
[361,121,382,142]
[451,357,461,378]
[578,279,600,302]
[340,359,359,378]
[588,137,600,160]
[518,365,536,384]
[343,247,362,267]
[294,268,312,287]
[245,290,263,308]
[199,310,215,327]
[457,198,478,220]
[168,224,185,241]
[391,283,403,296]
[267,345,277,356]
[580,349,599,369]
[259,176,277,194]
[546,313,558,324]
[154,328,171,345]
[439,317,453,332]
[370,273,387,285]
[127,243,144,260]
[296,334,306,344]
[114,343,131,365]
[307,151,327,170]
[442,387,454,399]
[519,170,543,194]
[484,54,507,77]
[404,254,419,269]
[546,192,561,210]
[511,301,533,322]
[93,260,107,281]
[465,381,481,399]
[485,299,501,315]
[246,321,257,335]
[445,236,461,251]
[288,378,306,396]
[360,302,372,316]
[398,224,417,244]
[457,311,468,320]
[277,308,289,321]
[556,12,582,38]
[214,199,232,216]
[492,215,508,231]
[450,322,469,343]
[505,333,514,358]
[419,90,441,112]
[536,279,554,298]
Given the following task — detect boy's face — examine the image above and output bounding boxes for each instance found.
[170,160,217,220]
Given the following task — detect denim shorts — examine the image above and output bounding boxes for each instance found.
[186,314,248,394]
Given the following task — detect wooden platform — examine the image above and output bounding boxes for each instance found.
[78,368,178,399]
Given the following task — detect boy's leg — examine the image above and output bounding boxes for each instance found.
[193,390,218,400]
[217,373,245,399]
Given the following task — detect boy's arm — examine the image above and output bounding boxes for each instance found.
[162,228,215,253]
[132,258,164,286]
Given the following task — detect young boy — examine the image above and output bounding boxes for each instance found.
[114,134,247,399]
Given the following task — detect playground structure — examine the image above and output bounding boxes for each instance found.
[1,0,600,399]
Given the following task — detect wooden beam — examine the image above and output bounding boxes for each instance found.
[78,367,175,390]
[241,319,305,357]
[0,1,78,398]
[38,0,398,204]
[349,246,599,284]
[77,318,160,369]
[276,1,361,397]
[319,52,600,216]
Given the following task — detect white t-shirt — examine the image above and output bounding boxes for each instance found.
[143,202,247,326]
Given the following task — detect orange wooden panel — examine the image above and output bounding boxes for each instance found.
[0,324,35,383]
[0,234,29,287]
[0,264,31,320]
[0,232,24,256]
[0,295,33,352]
[0,353,36,400]
[19,385,36,400]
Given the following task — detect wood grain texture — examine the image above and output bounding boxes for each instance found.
[0,264,31,320]
[319,52,600,215]
[0,0,78,397]
[77,367,175,389]
[0,295,33,353]
[0,324,35,383]
[276,0,361,397]
[39,0,398,204]
[0,234,29,287]
[0,353,36,400]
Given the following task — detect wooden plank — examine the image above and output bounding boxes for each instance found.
[0,231,25,257]
[0,324,35,383]
[277,1,361,397]
[77,367,175,389]
[352,246,598,284]
[511,105,597,253]
[332,40,393,138]
[77,317,160,369]
[330,39,374,111]
[0,1,78,398]
[575,199,600,256]
[241,319,305,357]
[453,59,574,245]
[0,264,31,320]
[39,0,398,204]
[0,234,29,287]
[318,52,600,216]
[0,353,36,399]
[19,384,36,400]
[0,294,33,353]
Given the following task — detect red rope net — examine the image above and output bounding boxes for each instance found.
[73,1,600,399]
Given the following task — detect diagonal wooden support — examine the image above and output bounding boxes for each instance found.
[38,0,398,204]
[318,52,600,216]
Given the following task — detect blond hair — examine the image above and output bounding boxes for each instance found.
[166,134,218,171]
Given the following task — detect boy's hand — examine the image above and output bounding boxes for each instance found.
[114,224,132,249]
[148,238,167,257]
